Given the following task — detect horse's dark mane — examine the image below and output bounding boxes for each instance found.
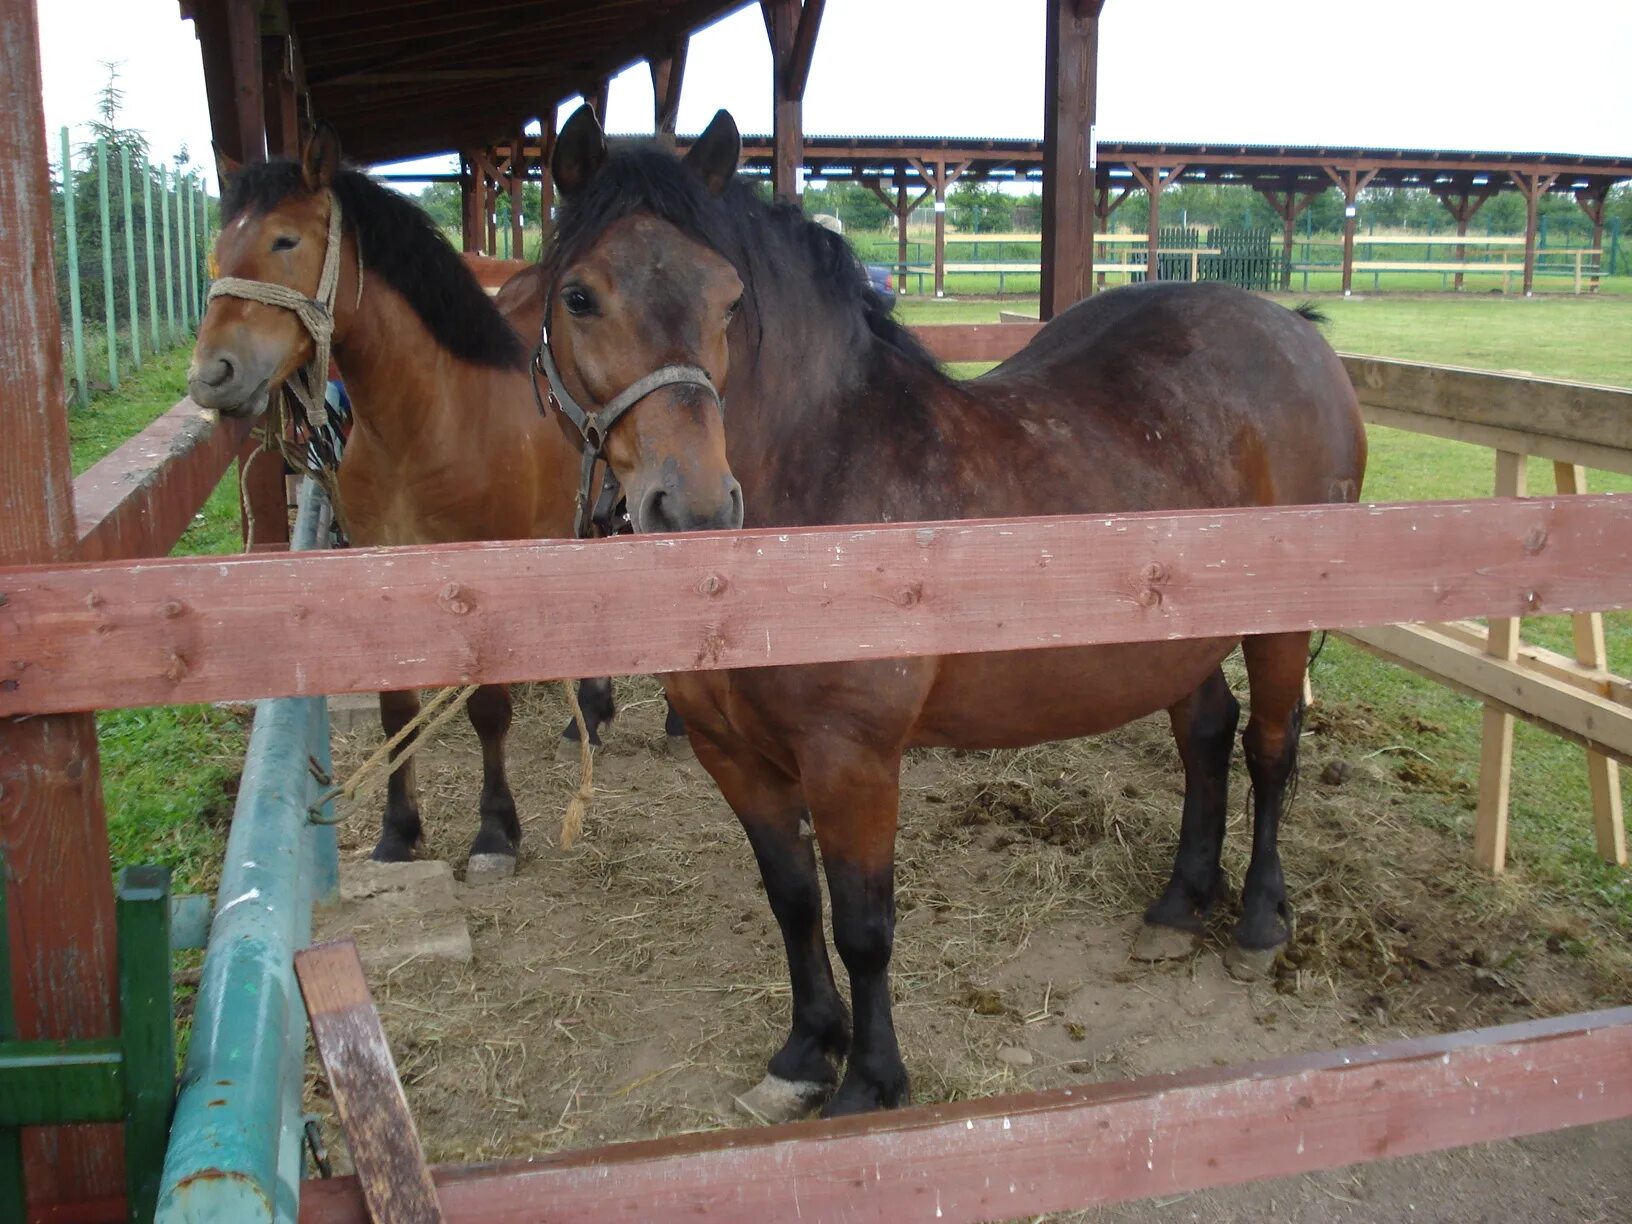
[543,145,936,374]
[221,161,524,370]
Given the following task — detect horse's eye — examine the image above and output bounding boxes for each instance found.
[563,286,596,317]
[725,295,743,322]
[272,235,299,252]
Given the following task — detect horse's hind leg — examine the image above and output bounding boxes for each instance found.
[1135,666,1240,961]
[693,737,850,1123]
[371,689,423,862]
[557,677,617,762]
[466,683,521,881]
[1226,631,1309,980]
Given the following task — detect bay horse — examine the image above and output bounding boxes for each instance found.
[189,130,596,878]
[537,107,1366,1119]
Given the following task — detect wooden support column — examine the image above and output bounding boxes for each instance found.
[1323,165,1377,296]
[1093,183,1131,289]
[460,151,487,254]
[537,113,556,241]
[909,157,970,298]
[1575,183,1609,294]
[1039,0,1104,319]
[1127,163,1184,282]
[762,0,824,202]
[261,35,300,158]
[1257,185,1320,291]
[197,0,288,548]
[650,36,687,150]
[1553,462,1627,865]
[507,136,524,260]
[1474,450,1527,873]
[1433,185,1495,292]
[867,176,928,296]
[483,150,498,257]
[588,78,610,125]
[0,0,123,1211]
[1509,170,1558,297]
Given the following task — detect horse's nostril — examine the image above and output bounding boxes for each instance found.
[725,480,745,529]
[638,486,674,533]
[200,356,236,388]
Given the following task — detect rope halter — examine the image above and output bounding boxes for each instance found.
[206,192,361,433]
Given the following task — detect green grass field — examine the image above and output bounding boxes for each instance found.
[85,289,1632,930]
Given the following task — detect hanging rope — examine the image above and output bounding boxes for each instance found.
[559,680,594,848]
[309,684,479,823]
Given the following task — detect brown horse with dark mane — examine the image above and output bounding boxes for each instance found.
[189,132,597,878]
[536,107,1366,1119]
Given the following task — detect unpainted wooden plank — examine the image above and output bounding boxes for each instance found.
[297,1007,1632,1224]
[5,497,1632,717]
[295,940,444,1224]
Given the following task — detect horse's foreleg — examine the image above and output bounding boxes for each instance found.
[557,677,616,761]
[1136,666,1240,961]
[1227,631,1309,980]
[371,688,423,862]
[466,683,520,881]
[801,742,909,1118]
[663,696,693,760]
[694,738,848,1124]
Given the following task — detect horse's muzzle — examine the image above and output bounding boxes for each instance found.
[187,353,271,418]
[633,476,744,533]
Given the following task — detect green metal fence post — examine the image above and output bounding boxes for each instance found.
[60,127,87,408]
[117,866,176,1224]
[97,137,119,390]
[160,164,176,341]
[195,183,208,319]
[0,838,21,1222]
[143,160,159,353]
[178,176,192,331]
[120,146,141,369]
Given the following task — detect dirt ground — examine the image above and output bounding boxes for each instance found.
[312,672,1632,1222]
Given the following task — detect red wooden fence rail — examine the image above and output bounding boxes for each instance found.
[1,495,1630,717]
[296,1007,1632,1224]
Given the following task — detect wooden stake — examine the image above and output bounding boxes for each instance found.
[296,940,445,1224]
[1474,450,1526,872]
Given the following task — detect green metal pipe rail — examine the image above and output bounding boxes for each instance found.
[156,479,338,1222]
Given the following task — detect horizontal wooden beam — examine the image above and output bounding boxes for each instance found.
[1341,622,1632,765]
[916,322,1041,363]
[297,1007,1632,1223]
[74,399,251,563]
[1361,403,1632,479]
[2,495,1631,716]
[1428,617,1632,707]
[1342,354,1632,456]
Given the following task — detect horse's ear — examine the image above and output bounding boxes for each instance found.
[682,109,741,196]
[213,142,242,190]
[301,125,341,191]
[553,105,607,196]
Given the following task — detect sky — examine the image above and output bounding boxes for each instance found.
[35,0,1632,192]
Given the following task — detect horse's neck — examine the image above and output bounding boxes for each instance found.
[333,278,513,453]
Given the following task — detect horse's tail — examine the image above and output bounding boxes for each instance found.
[1289,301,1329,328]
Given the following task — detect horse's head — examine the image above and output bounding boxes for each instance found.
[543,108,745,533]
[188,128,350,417]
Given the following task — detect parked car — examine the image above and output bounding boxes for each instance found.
[864,262,896,309]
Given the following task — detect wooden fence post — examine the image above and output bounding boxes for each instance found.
[1553,462,1628,865]
[0,0,124,1211]
[1473,449,1527,872]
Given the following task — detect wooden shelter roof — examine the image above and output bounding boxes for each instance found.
[181,0,752,164]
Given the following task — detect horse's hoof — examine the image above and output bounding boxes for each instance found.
[734,1074,829,1125]
[464,853,517,884]
[1131,923,1202,962]
[556,737,594,765]
[664,734,696,762]
[1223,942,1282,981]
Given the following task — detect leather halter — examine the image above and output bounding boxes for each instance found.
[532,329,723,540]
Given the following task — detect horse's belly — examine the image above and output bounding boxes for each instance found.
[910,638,1236,750]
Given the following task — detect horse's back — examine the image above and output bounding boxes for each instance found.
[976,281,1365,513]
